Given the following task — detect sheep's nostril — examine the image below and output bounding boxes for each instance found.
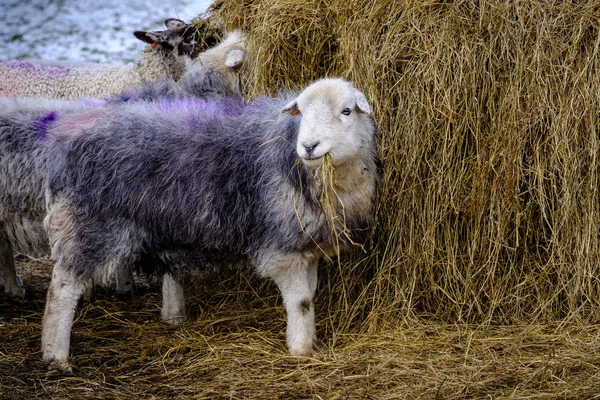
[303,142,320,156]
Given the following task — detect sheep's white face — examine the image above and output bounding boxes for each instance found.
[282,78,374,168]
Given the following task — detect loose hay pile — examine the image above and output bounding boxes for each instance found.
[2,259,600,398]
[3,0,600,398]
[207,0,600,325]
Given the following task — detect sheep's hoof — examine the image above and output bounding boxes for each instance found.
[46,358,74,374]
[115,278,136,299]
[162,315,188,325]
[1,276,26,300]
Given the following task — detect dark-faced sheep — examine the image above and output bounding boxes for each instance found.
[112,29,246,103]
[0,19,206,100]
[41,78,379,372]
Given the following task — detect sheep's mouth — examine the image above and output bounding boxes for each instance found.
[302,155,324,167]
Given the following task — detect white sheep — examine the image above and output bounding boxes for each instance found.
[0,19,199,100]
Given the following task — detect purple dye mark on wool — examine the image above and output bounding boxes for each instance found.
[219,96,247,115]
[36,111,58,141]
[76,98,107,108]
[1,59,72,75]
[152,96,247,116]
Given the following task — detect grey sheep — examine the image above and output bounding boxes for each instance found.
[112,29,246,103]
[40,78,379,372]
[0,31,246,300]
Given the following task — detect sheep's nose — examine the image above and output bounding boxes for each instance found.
[303,141,320,156]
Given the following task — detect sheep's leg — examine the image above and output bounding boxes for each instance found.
[41,262,87,373]
[307,261,318,343]
[0,229,25,299]
[161,273,186,325]
[261,252,317,356]
[307,261,318,299]
[115,265,136,296]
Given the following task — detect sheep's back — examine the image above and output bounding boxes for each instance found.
[0,60,141,99]
[46,96,302,254]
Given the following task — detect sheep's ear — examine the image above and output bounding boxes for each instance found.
[165,18,187,29]
[134,30,153,44]
[134,31,176,51]
[225,49,246,68]
[134,30,163,45]
[355,91,371,114]
[281,99,299,115]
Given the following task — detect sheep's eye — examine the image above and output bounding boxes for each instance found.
[341,108,351,116]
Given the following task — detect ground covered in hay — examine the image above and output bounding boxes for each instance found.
[4,0,600,398]
[1,258,600,399]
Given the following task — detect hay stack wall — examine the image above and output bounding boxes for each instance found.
[205,0,600,326]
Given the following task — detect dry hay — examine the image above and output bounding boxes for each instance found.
[4,0,600,397]
[2,257,600,399]
[203,0,600,325]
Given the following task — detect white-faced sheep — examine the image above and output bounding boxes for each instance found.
[0,19,204,100]
[40,78,379,372]
[0,31,246,300]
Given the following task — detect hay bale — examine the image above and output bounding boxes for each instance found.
[200,0,600,326]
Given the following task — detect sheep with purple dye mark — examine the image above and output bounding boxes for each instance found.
[41,78,379,372]
[0,31,246,300]
[0,19,202,100]
[0,98,106,299]
[112,30,247,103]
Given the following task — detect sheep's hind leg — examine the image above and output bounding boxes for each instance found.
[0,229,25,299]
[262,252,317,356]
[115,265,136,298]
[161,273,186,325]
[41,262,87,373]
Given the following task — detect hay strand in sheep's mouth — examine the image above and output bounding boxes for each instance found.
[314,153,364,259]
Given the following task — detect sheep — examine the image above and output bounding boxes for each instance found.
[0,31,246,300]
[40,78,379,372]
[112,29,247,103]
[0,18,201,100]
[0,98,107,299]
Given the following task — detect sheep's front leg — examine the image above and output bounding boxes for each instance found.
[161,273,186,325]
[259,252,317,356]
[307,260,318,343]
[0,229,25,299]
[41,262,87,373]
